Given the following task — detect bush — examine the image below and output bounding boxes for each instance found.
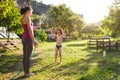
[31,14,40,26]
[35,29,47,42]
[71,31,79,39]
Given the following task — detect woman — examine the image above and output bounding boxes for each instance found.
[20,6,39,76]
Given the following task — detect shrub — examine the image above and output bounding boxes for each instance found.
[35,29,47,42]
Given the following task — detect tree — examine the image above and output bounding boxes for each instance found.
[31,14,41,25]
[0,0,22,40]
[81,23,102,39]
[0,0,11,20]
[101,0,120,37]
[47,4,85,37]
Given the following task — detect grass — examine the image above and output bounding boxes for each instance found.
[0,40,120,80]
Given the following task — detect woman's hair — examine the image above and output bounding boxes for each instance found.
[58,29,63,34]
[20,6,32,15]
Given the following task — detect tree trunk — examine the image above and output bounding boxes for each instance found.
[6,31,10,42]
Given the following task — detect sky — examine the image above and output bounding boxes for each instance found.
[38,0,114,23]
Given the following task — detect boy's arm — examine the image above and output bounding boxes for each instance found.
[62,29,66,38]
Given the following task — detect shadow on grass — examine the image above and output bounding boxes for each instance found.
[3,42,120,80]
[20,46,120,80]
[14,75,27,80]
[0,54,22,73]
[32,63,55,74]
[0,51,43,80]
[67,43,86,47]
[50,50,120,80]
[78,52,120,80]
[0,52,42,73]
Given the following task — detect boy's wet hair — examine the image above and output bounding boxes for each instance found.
[58,29,62,34]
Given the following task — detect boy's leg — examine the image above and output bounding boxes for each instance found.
[59,48,62,64]
[55,48,58,63]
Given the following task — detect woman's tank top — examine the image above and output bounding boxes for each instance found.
[22,22,33,40]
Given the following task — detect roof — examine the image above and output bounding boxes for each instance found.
[0,32,19,38]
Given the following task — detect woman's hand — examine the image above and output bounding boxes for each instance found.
[33,25,41,31]
[33,40,38,48]
[37,23,41,28]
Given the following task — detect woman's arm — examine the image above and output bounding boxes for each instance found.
[33,25,41,31]
[51,29,56,37]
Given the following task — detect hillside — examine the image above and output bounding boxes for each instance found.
[16,0,50,15]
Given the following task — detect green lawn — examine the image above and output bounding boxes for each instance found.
[0,40,120,80]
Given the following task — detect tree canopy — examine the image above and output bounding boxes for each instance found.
[47,4,85,38]
[0,0,22,35]
[101,0,120,37]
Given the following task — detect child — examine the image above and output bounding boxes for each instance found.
[51,28,66,64]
